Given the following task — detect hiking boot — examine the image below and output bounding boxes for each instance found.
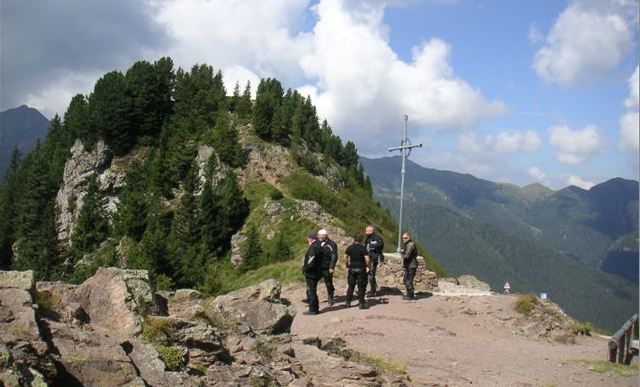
[328,297,335,306]
[358,303,369,310]
[345,301,351,308]
[303,311,319,316]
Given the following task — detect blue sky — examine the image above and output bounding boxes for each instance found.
[1,0,638,189]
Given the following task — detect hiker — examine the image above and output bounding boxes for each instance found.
[318,229,338,306]
[400,232,418,300]
[364,225,384,296]
[302,232,323,315]
[344,233,371,309]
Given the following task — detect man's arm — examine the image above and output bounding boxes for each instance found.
[329,243,338,271]
[364,254,371,272]
[343,254,349,269]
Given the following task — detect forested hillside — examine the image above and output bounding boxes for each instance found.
[0,58,444,296]
[362,156,639,331]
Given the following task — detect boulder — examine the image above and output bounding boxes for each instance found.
[203,279,296,335]
[76,267,157,337]
[0,271,58,383]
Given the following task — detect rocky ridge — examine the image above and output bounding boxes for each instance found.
[0,268,411,386]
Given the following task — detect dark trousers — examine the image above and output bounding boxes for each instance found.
[368,258,379,292]
[305,275,320,312]
[403,267,417,298]
[346,268,367,305]
[321,269,334,300]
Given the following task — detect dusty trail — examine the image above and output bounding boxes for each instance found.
[286,281,638,386]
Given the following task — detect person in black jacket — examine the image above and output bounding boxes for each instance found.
[344,233,371,309]
[364,226,384,297]
[401,232,418,300]
[302,232,323,315]
[318,229,338,305]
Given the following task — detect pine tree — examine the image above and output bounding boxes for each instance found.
[267,230,291,263]
[88,70,133,155]
[0,148,21,268]
[209,110,243,168]
[113,161,148,241]
[236,81,252,119]
[241,224,262,271]
[198,177,223,257]
[252,78,283,140]
[64,94,93,147]
[69,174,108,262]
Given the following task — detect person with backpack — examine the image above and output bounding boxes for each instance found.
[365,225,384,297]
[344,233,371,309]
[318,229,338,306]
[302,232,323,315]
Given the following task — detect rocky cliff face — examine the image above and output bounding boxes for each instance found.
[55,140,146,243]
[0,268,409,386]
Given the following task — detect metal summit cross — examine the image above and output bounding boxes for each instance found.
[388,115,422,252]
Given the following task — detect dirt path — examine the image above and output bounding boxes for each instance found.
[286,281,638,386]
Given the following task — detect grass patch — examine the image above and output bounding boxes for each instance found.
[562,360,638,377]
[68,350,86,363]
[514,294,539,316]
[355,353,407,375]
[142,317,171,344]
[34,291,61,320]
[157,345,184,371]
[570,321,595,336]
[8,326,30,337]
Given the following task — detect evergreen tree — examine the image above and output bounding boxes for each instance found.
[0,148,21,268]
[252,78,283,139]
[241,223,262,271]
[209,111,243,168]
[69,174,108,262]
[216,172,249,240]
[88,71,133,155]
[236,81,252,119]
[230,81,241,113]
[267,230,291,263]
[113,161,148,240]
[64,94,93,147]
[198,177,223,257]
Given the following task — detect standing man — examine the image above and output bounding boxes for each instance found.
[365,226,384,297]
[344,233,371,309]
[302,232,323,315]
[318,229,338,306]
[401,232,418,300]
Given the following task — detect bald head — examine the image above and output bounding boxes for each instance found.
[365,226,375,236]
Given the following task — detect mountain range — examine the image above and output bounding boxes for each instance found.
[0,105,49,180]
[361,156,639,332]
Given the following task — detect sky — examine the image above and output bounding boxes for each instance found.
[1,0,638,190]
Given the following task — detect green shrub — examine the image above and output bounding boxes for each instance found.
[142,317,170,344]
[157,345,184,371]
[270,189,283,201]
[514,294,539,315]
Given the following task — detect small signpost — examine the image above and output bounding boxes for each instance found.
[388,115,422,252]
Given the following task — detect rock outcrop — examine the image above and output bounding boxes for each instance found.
[55,139,146,243]
[1,269,405,386]
[376,253,439,293]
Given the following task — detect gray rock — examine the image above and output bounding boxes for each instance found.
[0,270,34,291]
[376,253,439,292]
[203,279,296,335]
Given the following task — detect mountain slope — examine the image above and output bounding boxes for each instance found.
[0,105,49,179]
[362,156,639,331]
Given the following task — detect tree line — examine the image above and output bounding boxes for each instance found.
[0,57,373,291]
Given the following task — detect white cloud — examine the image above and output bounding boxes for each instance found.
[25,70,102,119]
[533,0,636,86]
[619,66,639,154]
[548,124,606,165]
[458,130,541,154]
[299,0,506,152]
[528,23,542,44]
[528,166,549,185]
[566,175,595,190]
[624,66,639,109]
[619,112,639,152]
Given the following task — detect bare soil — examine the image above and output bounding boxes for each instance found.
[286,280,639,386]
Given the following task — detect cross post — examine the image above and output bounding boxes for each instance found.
[388,115,422,252]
